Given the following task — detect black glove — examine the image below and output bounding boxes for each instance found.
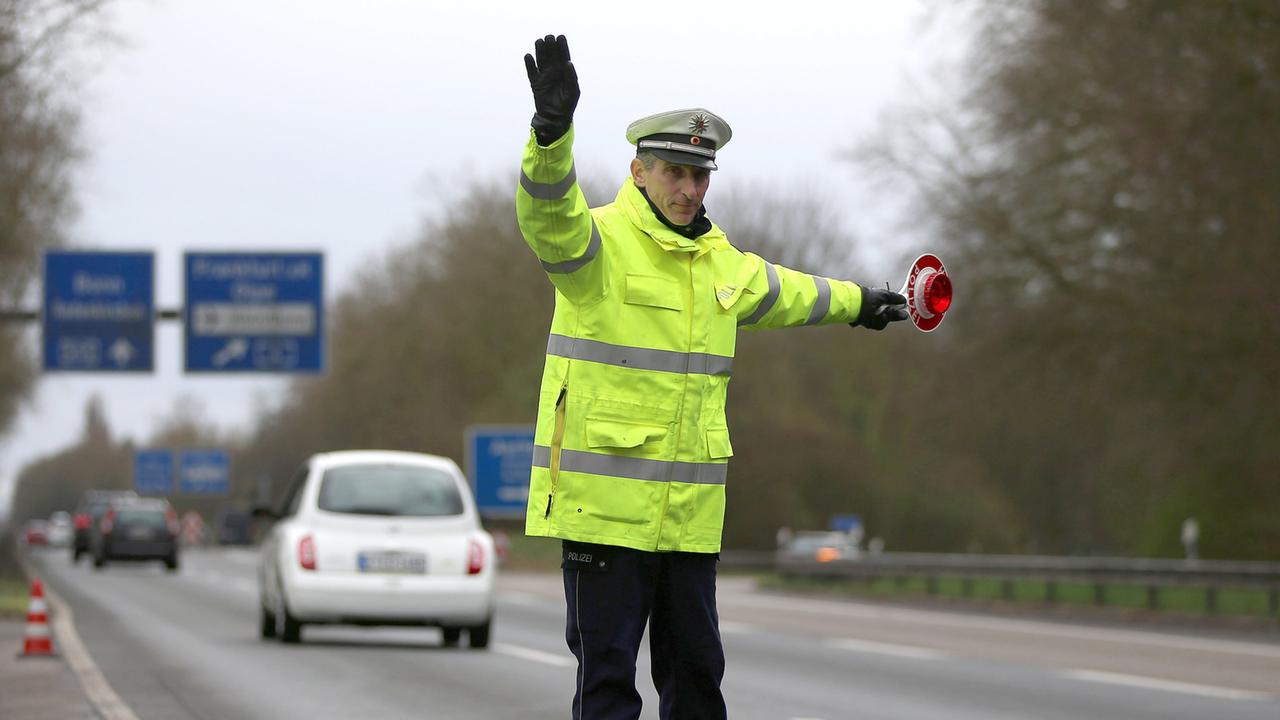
[524,34,580,146]
[850,285,909,331]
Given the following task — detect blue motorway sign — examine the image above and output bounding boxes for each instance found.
[184,252,323,373]
[465,425,535,518]
[43,251,153,372]
[134,449,174,495]
[830,514,863,533]
[179,449,230,495]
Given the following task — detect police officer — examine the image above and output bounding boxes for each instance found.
[518,34,908,719]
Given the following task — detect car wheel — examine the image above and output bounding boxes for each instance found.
[440,626,461,647]
[467,619,492,649]
[259,602,277,639]
[274,585,303,644]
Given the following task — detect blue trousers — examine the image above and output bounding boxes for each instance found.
[562,541,727,720]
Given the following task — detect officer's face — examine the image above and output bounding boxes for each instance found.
[631,157,711,226]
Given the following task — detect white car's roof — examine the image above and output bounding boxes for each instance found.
[309,450,461,474]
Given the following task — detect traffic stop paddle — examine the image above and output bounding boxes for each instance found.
[897,253,953,332]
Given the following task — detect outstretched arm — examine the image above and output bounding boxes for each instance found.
[734,252,907,331]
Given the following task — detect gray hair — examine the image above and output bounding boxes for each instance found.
[636,150,659,170]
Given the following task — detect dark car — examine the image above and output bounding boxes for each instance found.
[72,489,137,562]
[214,508,254,545]
[91,497,180,571]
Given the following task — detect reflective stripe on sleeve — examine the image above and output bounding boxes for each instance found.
[540,221,602,274]
[738,261,780,326]
[804,275,832,325]
[519,164,578,200]
[533,446,727,485]
[547,334,733,376]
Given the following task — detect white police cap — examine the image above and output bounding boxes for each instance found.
[626,108,732,171]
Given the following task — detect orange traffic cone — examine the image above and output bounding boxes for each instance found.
[18,578,56,658]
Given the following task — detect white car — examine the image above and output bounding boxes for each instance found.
[46,511,74,547]
[256,450,496,647]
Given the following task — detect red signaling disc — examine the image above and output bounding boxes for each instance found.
[900,254,952,332]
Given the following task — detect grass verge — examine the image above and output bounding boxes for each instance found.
[0,536,31,619]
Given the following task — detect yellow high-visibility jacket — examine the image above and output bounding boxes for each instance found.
[517,126,865,553]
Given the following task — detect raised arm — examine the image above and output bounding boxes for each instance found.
[516,35,603,303]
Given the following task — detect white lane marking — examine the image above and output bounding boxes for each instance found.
[718,621,757,634]
[826,638,948,660]
[1062,669,1275,702]
[194,569,256,596]
[493,642,576,668]
[724,592,1280,659]
[218,549,260,566]
[40,575,142,720]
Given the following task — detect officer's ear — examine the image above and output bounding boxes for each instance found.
[630,157,647,187]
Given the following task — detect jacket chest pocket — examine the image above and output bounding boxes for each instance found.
[625,273,684,311]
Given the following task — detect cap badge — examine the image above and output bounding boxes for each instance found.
[689,136,702,145]
[688,113,710,135]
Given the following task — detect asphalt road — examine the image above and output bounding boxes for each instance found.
[27,546,1280,720]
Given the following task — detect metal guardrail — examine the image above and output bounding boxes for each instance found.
[718,550,1280,616]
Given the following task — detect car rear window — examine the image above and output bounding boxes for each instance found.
[116,509,168,527]
[81,492,135,516]
[318,464,464,517]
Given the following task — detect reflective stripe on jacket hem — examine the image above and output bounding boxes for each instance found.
[546,334,733,376]
[533,446,728,485]
[739,261,780,326]
[519,164,577,200]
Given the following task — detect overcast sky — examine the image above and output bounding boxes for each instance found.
[1,0,957,519]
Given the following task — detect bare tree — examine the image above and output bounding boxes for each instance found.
[0,0,113,432]
[855,0,1280,557]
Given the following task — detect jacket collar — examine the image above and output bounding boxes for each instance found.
[616,178,727,257]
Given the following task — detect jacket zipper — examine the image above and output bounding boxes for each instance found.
[545,385,568,519]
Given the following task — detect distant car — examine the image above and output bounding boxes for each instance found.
[46,511,73,547]
[72,489,137,562]
[91,497,180,571]
[779,531,861,563]
[215,508,254,545]
[23,519,48,546]
[256,450,496,647]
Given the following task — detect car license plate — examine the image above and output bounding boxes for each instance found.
[357,551,426,574]
[127,527,154,540]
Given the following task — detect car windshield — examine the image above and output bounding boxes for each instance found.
[318,464,464,517]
